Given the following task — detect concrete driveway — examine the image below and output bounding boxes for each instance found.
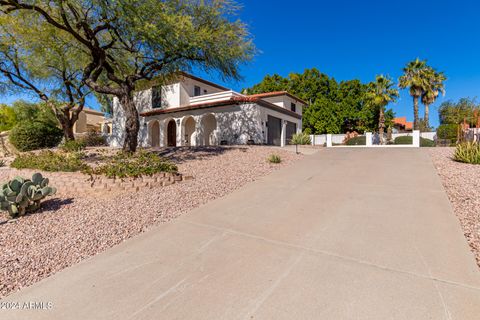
[2,148,480,319]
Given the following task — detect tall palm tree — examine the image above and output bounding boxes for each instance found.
[399,58,429,130]
[366,75,399,144]
[421,68,446,129]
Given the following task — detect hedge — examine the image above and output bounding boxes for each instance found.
[9,121,63,152]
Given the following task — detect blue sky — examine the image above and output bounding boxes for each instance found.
[206,0,480,128]
[4,0,480,128]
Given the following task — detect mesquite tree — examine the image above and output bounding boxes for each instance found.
[0,0,254,152]
[0,14,90,140]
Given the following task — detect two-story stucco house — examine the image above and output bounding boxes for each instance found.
[109,72,305,148]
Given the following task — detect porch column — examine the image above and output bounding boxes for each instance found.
[281,120,287,147]
[159,120,166,147]
[175,118,182,147]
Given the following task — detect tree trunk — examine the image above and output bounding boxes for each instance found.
[424,103,430,130]
[413,96,419,130]
[119,91,140,153]
[62,123,75,141]
[378,106,385,144]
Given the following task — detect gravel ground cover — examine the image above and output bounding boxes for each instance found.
[0,146,302,298]
[429,147,480,267]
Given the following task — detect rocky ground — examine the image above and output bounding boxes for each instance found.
[429,147,480,267]
[0,146,302,298]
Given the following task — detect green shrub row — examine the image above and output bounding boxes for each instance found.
[84,151,177,179]
[10,151,89,172]
[437,124,458,140]
[345,136,366,145]
[393,136,435,147]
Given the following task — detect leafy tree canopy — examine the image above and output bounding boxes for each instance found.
[245,68,395,134]
[438,98,479,125]
[0,103,16,132]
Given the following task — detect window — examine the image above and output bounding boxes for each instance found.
[194,86,201,97]
[152,86,162,109]
[291,103,296,112]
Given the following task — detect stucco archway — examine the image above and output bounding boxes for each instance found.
[201,114,217,146]
[148,120,160,147]
[182,116,196,146]
[166,119,177,147]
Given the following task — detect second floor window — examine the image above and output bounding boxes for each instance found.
[194,86,201,97]
[291,103,296,112]
[152,86,162,109]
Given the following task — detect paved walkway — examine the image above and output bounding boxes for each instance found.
[3,148,480,319]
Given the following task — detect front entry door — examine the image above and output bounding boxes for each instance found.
[167,120,177,147]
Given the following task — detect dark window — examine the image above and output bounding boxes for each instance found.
[194,86,201,96]
[291,103,296,112]
[152,86,162,109]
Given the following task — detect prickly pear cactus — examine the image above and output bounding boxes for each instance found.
[0,173,57,219]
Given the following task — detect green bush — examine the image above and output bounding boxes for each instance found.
[11,150,88,172]
[453,142,480,164]
[394,136,435,147]
[345,136,366,145]
[267,154,281,164]
[86,151,177,179]
[9,122,63,151]
[80,131,107,147]
[290,132,311,145]
[61,139,86,152]
[437,124,458,140]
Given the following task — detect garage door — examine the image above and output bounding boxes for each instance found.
[286,122,297,144]
[267,115,282,146]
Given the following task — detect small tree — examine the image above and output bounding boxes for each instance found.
[366,75,399,144]
[0,14,90,140]
[399,58,429,130]
[421,67,446,129]
[0,0,255,152]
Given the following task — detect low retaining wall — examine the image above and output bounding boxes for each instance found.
[0,168,193,198]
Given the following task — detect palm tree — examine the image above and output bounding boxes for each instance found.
[421,68,446,130]
[399,58,429,130]
[366,75,399,144]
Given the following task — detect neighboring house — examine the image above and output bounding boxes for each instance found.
[109,72,305,148]
[392,117,413,133]
[73,107,106,134]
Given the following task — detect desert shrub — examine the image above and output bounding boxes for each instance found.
[9,122,63,151]
[86,151,177,178]
[0,159,5,167]
[80,131,107,147]
[61,139,87,152]
[290,132,311,145]
[0,173,57,218]
[394,136,435,147]
[11,150,88,172]
[267,154,281,164]
[345,136,366,145]
[437,124,458,140]
[453,142,480,164]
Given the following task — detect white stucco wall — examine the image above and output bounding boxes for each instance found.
[109,90,153,148]
[260,95,304,116]
[179,78,226,106]
[144,103,263,147]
